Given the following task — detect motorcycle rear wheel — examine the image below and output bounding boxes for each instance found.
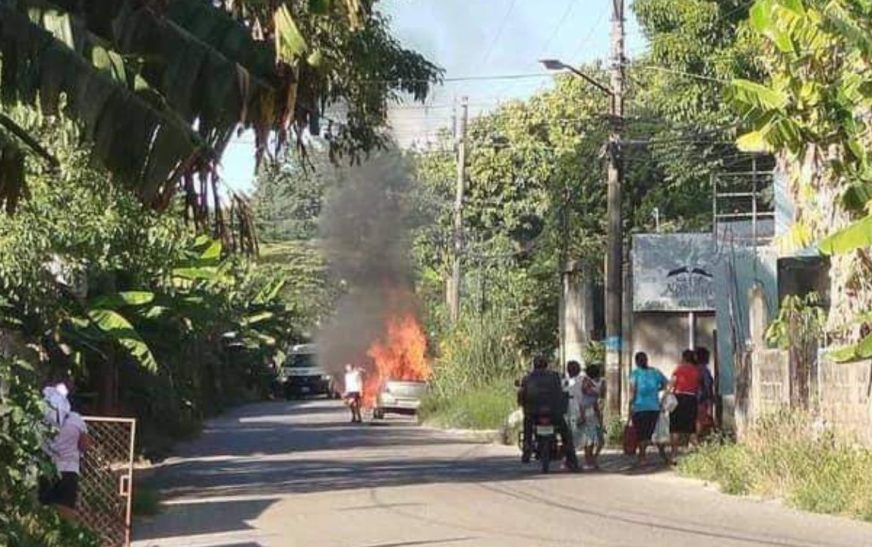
[539,436,552,473]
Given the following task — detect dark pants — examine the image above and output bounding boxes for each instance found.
[39,472,79,509]
[522,408,578,467]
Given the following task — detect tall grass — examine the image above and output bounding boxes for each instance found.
[680,411,872,522]
[420,312,525,430]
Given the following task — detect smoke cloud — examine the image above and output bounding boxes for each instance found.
[315,153,419,379]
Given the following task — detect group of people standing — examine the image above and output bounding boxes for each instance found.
[628,347,715,466]
[518,345,715,471]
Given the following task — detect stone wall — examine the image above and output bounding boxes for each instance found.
[746,347,872,446]
[819,357,872,446]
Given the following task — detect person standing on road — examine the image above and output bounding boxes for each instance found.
[563,361,584,448]
[579,363,605,470]
[343,364,363,423]
[628,352,669,467]
[670,349,701,460]
[518,356,579,470]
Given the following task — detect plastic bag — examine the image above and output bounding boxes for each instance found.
[661,392,678,413]
[652,411,670,444]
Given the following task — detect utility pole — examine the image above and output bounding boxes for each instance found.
[605,0,625,418]
[449,96,468,323]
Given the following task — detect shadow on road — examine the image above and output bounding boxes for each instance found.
[134,400,667,544]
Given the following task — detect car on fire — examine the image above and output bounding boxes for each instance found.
[371,380,428,419]
[279,344,339,399]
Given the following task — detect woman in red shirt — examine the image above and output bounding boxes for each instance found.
[669,349,700,461]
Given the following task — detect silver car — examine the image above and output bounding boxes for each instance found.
[372,380,428,419]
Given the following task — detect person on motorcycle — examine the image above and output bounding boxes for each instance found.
[517,355,579,470]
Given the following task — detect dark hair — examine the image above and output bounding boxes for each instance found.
[682,349,697,365]
[566,360,581,377]
[533,355,549,370]
[695,346,710,366]
[585,363,602,380]
[634,352,648,369]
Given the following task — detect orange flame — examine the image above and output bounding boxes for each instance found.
[363,310,430,408]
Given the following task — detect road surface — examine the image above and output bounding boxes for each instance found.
[133,400,872,547]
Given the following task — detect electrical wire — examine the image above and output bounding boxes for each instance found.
[480,0,519,66]
[541,0,578,55]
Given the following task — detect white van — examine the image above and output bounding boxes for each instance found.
[278,344,337,399]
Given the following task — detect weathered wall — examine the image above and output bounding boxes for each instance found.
[746,347,872,446]
[632,312,715,379]
[819,357,872,446]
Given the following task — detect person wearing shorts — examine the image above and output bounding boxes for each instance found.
[40,410,92,521]
[670,349,701,461]
[628,352,669,466]
[344,364,363,423]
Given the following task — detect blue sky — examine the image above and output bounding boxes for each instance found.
[220,0,647,194]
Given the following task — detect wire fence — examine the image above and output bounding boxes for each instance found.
[80,417,136,547]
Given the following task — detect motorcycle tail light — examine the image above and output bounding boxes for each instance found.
[537,416,552,425]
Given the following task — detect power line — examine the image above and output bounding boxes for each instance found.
[541,0,578,55]
[571,6,608,60]
[480,0,519,66]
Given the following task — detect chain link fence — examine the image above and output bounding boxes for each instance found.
[80,417,136,547]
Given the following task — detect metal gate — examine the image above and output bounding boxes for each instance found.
[80,416,137,547]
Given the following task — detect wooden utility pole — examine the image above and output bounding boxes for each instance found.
[449,96,468,323]
[605,0,625,418]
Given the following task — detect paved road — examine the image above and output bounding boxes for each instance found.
[133,400,872,547]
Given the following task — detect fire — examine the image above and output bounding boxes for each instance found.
[363,310,430,408]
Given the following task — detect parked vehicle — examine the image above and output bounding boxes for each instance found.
[279,344,338,399]
[372,380,427,419]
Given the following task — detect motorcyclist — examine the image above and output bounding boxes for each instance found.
[517,355,579,470]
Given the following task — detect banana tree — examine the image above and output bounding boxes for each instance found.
[732,0,872,361]
[0,0,441,244]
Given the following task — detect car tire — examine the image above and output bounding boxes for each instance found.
[373,409,384,420]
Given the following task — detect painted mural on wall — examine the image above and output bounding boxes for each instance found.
[633,233,718,311]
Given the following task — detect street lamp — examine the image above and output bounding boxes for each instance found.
[541,57,625,419]
[539,59,613,97]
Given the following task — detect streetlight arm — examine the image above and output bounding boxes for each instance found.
[539,59,613,96]
[564,66,614,97]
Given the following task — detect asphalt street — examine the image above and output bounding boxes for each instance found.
[132,399,872,547]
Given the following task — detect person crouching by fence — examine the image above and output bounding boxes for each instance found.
[40,374,93,522]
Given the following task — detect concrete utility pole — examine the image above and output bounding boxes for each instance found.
[605,0,625,418]
[449,96,468,323]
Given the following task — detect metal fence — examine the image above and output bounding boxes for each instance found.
[80,416,136,547]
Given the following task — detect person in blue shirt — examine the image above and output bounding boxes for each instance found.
[628,352,669,466]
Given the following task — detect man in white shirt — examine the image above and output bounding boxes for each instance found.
[343,364,363,423]
[39,410,93,521]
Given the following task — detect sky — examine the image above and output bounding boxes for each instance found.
[220,0,648,194]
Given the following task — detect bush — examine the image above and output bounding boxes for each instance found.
[421,311,526,430]
[679,410,872,521]
[0,357,99,547]
[420,381,516,430]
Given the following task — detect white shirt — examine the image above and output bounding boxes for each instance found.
[50,412,88,474]
[344,370,363,393]
[564,376,584,420]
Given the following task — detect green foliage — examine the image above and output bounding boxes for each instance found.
[765,293,825,349]
[420,311,525,430]
[0,356,99,546]
[680,410,872,521]
[735,0,872,355]
[419,381,516,431]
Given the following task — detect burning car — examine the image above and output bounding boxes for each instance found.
[372,380,428,419]
[362,306,431,419]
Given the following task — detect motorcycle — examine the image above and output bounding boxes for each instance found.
[517,408,563,474]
